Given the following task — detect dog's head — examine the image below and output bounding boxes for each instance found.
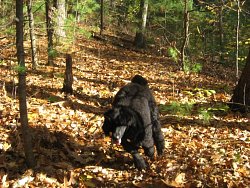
[131,75,148,86]
[102,107,144,145]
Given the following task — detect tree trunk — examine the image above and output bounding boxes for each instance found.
[230,48,250,113]
[16,0,36,168]
[180,0,189,70]
[134,0,148,48]
[218,0,224,61]
[62,54,73,95]
[26,0,38,69]
[100,0,104,35]
[72,0,79,47]
[45,0,55,66]
[55,0,66,42]
[236,0,240,79]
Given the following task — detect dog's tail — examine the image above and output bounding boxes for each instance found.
[131,75,148,86]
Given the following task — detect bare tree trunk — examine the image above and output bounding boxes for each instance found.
[16,0,36,168]
[72,0,78,47]
[62,54,73,95]
[230,48,250,113]
[180,0,189,70]
[236,0,240,79]
[100,0,104,35]
[134,0,148,48]
[218,0,224,61]
[55,0,66,42]
[45,0,55,66]
[26,0,38,69]
[141,0,148,31]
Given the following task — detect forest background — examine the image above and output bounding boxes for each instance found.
[0,0,250,187]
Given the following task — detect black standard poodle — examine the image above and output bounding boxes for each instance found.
[102,75,165,170]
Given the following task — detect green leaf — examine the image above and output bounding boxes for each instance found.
[198,109,212,124]
[14,65,26,74]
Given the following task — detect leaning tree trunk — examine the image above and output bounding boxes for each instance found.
[230,47,250,113]
[26,0,38,69]
[16,0,36,168]
[134,0,148,48]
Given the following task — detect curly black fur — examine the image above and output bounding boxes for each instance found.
[103,106,145,145]
[113,75,165,155]
[103,105,152,170]
[102,75,165,170]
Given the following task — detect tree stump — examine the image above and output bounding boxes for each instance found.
[62,54,73,95]
[134,31,146,48]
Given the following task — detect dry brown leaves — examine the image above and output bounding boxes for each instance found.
[0,35,249,187]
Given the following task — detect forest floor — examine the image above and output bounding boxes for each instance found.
[0,33,250,187]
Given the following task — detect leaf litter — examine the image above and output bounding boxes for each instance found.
[0,35,249,187]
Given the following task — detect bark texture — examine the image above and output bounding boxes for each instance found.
[62,54,73,95]
[230,48,250,113]
[134,0,148,48]
[16,0,36,168]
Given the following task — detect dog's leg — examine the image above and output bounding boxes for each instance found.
[142,125,155,158]
[122,141,147,170]
[152,121,165,156]
[150,102,165,155]
[148,100,165,156]
[143,146,155,159]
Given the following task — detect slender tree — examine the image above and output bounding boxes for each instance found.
[100,0,104,35]
[55,0,66,42]
[218,0,224,58]
[16,0,36,168]
[134,0,149,48]
[72,0,79,47]
[26,0,38,69]
[45,0,55,66]
[180,0,189,70]
[236,0,240,79]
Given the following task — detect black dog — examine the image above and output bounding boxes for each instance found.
[102,75,165,170]
[113,75,165,155]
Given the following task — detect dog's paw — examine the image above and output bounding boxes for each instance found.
[132,153,147,170]
[134,159,147,170]
[156,141,165,156]
[157,149,164,156]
